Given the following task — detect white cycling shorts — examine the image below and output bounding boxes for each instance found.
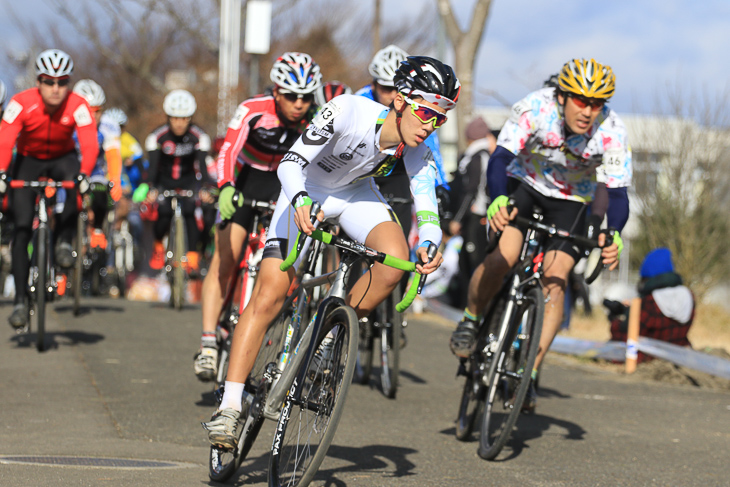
[264,178,397,260]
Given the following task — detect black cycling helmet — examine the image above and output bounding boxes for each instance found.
[394,56,460,110]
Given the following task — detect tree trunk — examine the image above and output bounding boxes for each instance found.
[437,0,493,153]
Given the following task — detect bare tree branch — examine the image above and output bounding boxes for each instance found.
[158,0,219,55]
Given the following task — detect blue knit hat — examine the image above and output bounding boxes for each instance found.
[640,247,674,278]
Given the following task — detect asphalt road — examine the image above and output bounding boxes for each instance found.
[1,296,728,486]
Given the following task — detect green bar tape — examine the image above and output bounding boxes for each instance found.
[280,232,303,271]
[396,274,420,313]
[383,254,416,272]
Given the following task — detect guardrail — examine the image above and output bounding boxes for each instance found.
[422,298,730,381]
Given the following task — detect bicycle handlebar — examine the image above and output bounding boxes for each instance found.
[218,192,277,230]
[10,180,77,189]
[486,202,614,282]
[280,228,425,312]
[160,189,195,198]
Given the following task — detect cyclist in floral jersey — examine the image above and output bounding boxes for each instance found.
[450,58,631,412]
[194,52,321,381]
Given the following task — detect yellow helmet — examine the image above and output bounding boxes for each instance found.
[557,58,615,100]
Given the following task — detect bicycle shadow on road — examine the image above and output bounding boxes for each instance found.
[492,412,586,461]
[9,329,105,350]
[206,443,418,486]
[196,389,218,407]
[311,443,418,484]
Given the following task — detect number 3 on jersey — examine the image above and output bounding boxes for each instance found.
[312,100,343,129]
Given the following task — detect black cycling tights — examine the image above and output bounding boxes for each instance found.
[11,153,80,304]
[90,189,109,230]
[154,195,199,252]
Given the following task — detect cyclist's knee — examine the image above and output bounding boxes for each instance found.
[543,275,567,294]
[374,264,404,290]
[483,250,513,277]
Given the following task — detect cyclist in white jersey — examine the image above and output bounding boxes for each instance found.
[203,56,461,448]
[450,58,631,412]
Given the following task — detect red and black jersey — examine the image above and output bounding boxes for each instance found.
[0,88,99,174]
[144,123,211,188]
[216,96,315,187]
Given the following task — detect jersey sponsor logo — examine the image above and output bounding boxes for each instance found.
[281,151,309,168]
[162,140,176,155]
[312,100,342,129]
[339,142,368,161]
[317,161,333,172]
[416,210,440,228]
[228,105,250,130]
[302,121,334,146]
[351,155,397,183]
[2,99,23,124]
[160,142,195,156]
[73,104,93,127]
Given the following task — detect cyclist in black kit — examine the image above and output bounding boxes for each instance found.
[133,89,212,272]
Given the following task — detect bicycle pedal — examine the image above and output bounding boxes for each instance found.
[456,360,468,377]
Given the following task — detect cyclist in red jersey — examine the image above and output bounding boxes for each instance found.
[0,49,99,328]
[0,80,7,114]
[193,52,321,381]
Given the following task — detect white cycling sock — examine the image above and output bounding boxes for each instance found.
[219,381,244,412]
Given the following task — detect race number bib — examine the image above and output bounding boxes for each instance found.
[228,105,250,130]
[312,100,342,129]
[73,104,93,127]
[2,100,23,124]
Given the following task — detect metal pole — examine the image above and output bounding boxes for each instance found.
[373,0,381,53]
[217,0,242,136]
[249,54,259,98]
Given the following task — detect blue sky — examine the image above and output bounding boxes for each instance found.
[2,0,729,115]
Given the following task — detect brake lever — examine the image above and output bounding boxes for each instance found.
[416,242,439,294]
[296,201,321,254]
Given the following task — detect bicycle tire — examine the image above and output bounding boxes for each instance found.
[90,250,102,296]
[455,295,506,441]
[269,305,358,487]
[379,288,402,399]
[214,300,237,390]
[36,226,48,352]
[353,316,373,385]
[478,286,544,460]
[209,296,294,482]
[116,236,127,298]
[172,214,186,310]
[73,213,83,315]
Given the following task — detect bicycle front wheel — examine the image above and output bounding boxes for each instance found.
[269,305,358,487]
[379,288,402,399]
[35,226,48,352]
[73,213,84,315]
[478,286,544,460]
[353,316,373,385]
[172,215,185,310]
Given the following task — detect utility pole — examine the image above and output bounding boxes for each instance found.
[217,0,242,136]
[373,0,381,54]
